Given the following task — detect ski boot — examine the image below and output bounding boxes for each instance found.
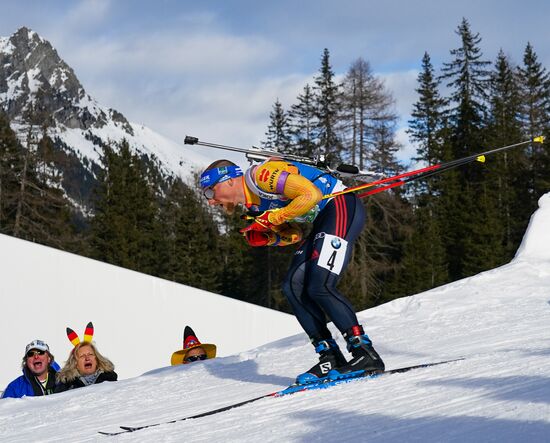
[328,325,384,380]
[295,338,347,385]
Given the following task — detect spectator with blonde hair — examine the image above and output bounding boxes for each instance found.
[55,322,117,393]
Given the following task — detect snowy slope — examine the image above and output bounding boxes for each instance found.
[1,194,550,442]
[45,118,212,180]
[0,235,301,389]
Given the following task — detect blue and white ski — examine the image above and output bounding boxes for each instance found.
[275,358,464,396]
[99,358,464,436]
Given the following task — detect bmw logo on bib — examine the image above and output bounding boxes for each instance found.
[319,234,348,275]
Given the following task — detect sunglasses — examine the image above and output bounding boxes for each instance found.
[202,174,229,200]
[203,186,216,200]
[185,354,207,363]
[26,350,46,358]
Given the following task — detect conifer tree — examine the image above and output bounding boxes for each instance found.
[262,99,292,153]
[336,55,407,305]
[0,112,23,233]
[340,192,410,309]
[367,118,402,177]
[288,84,317,158]
[216,208,294,311]
[158,178,220,292]
[487,50,527,255]
[218,211,264,304]
[30,128,79,250]
[440,18,491,159]
[388,204,448,297]
[2,108,77,250]
[90,140,162,275]
[439,18,499,279]
[395,52,449,295]
[517,42,550,206]
[313,48,342,162]
[461,183,505,275]
[408,52,447,166]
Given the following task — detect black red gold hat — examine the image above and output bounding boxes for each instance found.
[170,326,216,365]
[66,322,94,347]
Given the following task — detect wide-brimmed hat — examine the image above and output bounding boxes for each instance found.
[170,326,216,365]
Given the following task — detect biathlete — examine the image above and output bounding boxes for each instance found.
[200,158,384,382]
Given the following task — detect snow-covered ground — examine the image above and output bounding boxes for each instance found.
[1,194,550,442]
[0,235,301,389]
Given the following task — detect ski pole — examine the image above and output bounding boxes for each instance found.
[322,136,545,200]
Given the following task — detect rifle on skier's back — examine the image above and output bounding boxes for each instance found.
[184,136,379,182]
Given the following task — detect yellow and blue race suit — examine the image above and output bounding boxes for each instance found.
[244,160,365,341]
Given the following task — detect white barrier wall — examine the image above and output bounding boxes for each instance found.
[0,234,301,389]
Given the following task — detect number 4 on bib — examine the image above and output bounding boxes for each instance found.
[318,234,348,275]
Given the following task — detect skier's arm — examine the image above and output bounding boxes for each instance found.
[255,162,322,225]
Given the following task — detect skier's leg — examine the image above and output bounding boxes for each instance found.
[305,194,385,376]
[282,237,347,383]
[304,193,364,333]
[282,238,330,339]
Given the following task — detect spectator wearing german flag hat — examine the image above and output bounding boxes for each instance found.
[55,322,118,393]
[171,326,217,365]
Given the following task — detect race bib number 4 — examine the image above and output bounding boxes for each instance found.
[317,234,348,275]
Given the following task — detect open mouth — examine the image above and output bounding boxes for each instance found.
[32,361,43,370]
[84,362,93,370]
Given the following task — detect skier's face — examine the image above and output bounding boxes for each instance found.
[76,344,98,375]
[25,349,51,378]
[206,179,242,214]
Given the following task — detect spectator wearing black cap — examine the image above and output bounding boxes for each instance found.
[2,340,60,399]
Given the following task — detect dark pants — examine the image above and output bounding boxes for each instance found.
[282,193,365,341]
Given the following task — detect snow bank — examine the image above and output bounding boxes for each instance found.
[0,234,301,389]
[0,194,549,442]
[514,192,550,262]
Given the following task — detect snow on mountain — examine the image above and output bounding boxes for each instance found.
[1,193,549,441]
[0,27,210,205]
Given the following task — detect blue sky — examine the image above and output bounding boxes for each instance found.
[2,0,549,164]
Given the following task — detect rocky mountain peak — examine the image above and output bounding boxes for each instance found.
[0,27,206,213]
[0,27,131,133]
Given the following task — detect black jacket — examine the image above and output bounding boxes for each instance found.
[28,366,59,396]
[54,371,118,393]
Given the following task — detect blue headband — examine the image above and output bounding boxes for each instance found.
[200,165,243,188]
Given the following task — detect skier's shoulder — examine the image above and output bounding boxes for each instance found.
[251,159,299,193]
[253,159,299,180]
